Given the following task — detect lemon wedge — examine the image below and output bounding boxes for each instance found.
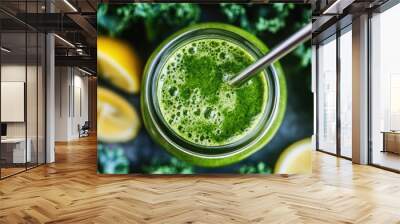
[274,138,312,174]
[97,36,141,93]
[98,87,140,143]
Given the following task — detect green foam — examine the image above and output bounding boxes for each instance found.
[157,39,268,146]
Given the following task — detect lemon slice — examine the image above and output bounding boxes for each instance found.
[97,36,141,93]
[274,138,312,174]
[98,87,140,142]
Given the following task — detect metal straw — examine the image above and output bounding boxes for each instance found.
[228,23,312,86]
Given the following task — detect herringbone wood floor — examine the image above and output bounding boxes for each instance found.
[1,135,400,224]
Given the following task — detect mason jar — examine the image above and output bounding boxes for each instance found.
[141,23,286,167]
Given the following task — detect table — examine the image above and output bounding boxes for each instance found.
[382,131,400,154]
[1,138,31,163]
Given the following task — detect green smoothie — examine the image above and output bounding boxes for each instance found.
[157,38,268,146]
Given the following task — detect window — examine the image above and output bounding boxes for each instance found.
[0,1,47,179]
[370,3,400,171]
[339,28,352,158]
[317,36,337,154]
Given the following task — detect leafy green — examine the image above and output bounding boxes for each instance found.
[142,158,194,174]
[239,162,272,174]
[98,144,129,174]
[294,43,312,67]
[220,3,311,67]
[97,3,200,41]
[220,3,294,34]
[98,3,311,67]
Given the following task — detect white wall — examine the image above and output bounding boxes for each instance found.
[54,67,89,141]
[72,73,89,138]
[55,66,69,141]
[1,82,25,122]
[1,65,34,138]
[1,65,26,136]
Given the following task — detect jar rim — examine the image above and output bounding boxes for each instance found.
[143,23,282,158]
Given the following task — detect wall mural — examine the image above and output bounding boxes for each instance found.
[97,3,312,174]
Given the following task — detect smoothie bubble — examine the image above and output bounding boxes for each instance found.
[158,38,268,146]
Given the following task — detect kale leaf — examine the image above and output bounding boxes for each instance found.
[142,158,194,174]
[239,162,272,174]
[98,3,200,42]
[98,144,129,174]
[220,3,295,34]
[220,3,311,68]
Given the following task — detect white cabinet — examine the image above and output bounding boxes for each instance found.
[1,138,32,163]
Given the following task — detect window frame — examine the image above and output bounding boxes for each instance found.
[367,1,400,173]
[315,23,353,160]
[0,1,48,180]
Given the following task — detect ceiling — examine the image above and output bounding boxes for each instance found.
[0,0,96,14]
[0,0,97,74]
